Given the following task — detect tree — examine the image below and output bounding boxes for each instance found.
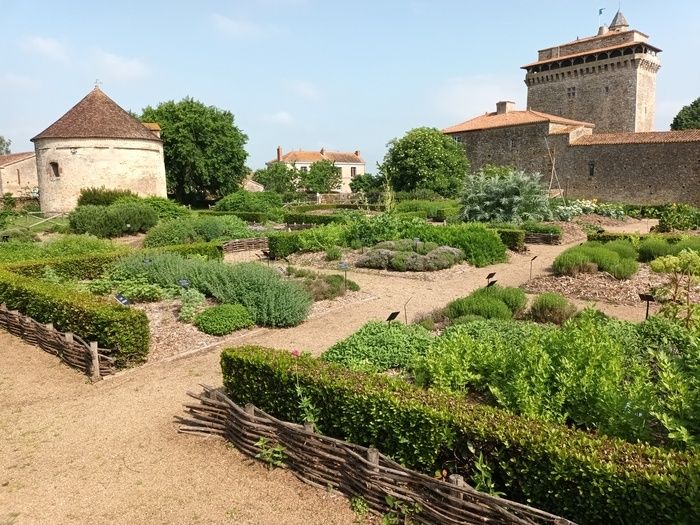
[671,98,700,130]
[0,136,11,155]
[140,98,248,204]
[299,159,342,193]
[380,127,469,197]
[253,162,299,193]
[349,172,382,194]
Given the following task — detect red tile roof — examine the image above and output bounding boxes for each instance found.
[572,130,700,145]
[0,152,35,168]
[443,109,594,134]
[522,41,661,68]
[272,149,364,164]
[32,87,161,142]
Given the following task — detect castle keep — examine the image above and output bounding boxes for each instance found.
[444,10,700,205]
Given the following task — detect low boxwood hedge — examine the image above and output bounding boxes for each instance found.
[197,210,270,223]
[0,269,149,366]
[283,212,345,225]
[492,228,525,252]
[221,346,700,525]
[267,231,301,259]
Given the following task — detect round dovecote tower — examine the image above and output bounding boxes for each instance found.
[31,87,167,213]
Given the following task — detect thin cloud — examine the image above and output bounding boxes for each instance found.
[20,36,69,62]
[210,13,262,37]
[94,50,149,82]
[432,74,524,125]
[0,73,38,90]
[263,111,295,125]
[288,80,320,100]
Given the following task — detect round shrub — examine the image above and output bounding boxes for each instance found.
[140,196,190,219]
[194,304,254,335]
[77,187,138,206]
[143,215,253,247]
[213,190,283,220]
[608,258,639,280]
[529,292,577,324]
[143,218,198,247]
[450,314,486,325]
[638,237,673,262]
[69,202,157,238]
[553,249,597,276]
[445,295,512,320]
[356,249,393,269]
[472,285,527,315]
[193,215,251,241]
[605,239,638,260]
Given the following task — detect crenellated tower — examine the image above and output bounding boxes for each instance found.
[522,10,661,133]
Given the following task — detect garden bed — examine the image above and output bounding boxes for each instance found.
[522,264,692,306]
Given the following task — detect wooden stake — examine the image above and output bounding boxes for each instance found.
[89,342,101,382]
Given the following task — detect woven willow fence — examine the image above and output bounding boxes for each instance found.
[0,303,115,380]
[222,237,269,253]
[524,232,562,245]
[178,385,575,525]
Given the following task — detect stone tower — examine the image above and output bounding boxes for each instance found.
[522,10,661,133]
[31,87,167,213]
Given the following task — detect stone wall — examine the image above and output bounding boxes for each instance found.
[525,54,659,133]
[34,137,167,213]
[0,155,38,198]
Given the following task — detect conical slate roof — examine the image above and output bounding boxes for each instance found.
[32,87,160,142]
[609,10,629,29]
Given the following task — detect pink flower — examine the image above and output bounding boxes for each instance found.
[291,350,301,357]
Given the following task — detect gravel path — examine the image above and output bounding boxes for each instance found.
[0,220,654,524]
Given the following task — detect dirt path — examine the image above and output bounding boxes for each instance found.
[0,223,651,524]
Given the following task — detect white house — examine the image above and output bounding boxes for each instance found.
[271,146,365,192]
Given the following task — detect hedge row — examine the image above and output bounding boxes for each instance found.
[0,269,149,366]
[586,231,684,243]
[283,212,345,225]
[220,346,700,525]
[197,210,270,223]
[492,228,525,252]
[291,203,384,212]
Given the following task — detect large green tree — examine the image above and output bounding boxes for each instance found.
[671,97,700,130]
[300,159,342,193]
[252,162,298,193]
[140,98,248,204]
[0,136,11,155]
[380,127,469,197]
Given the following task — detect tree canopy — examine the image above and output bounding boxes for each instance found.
[140,98,248,204]
[252,162,298,194]
[349,172,382,194]
[300,159,342,193]
[0,136,11,155]
[380,127,469,197]
[671,97,700,130]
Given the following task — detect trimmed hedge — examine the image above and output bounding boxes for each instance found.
[284,212,345,225]
[0,269,149,366]
[492,228,526,252]
[221,347,700,525]
[194,304,253,335]
[198,210,270,223]
[267,231,301,259]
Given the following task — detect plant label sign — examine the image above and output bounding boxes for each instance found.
[338,261,349,271]
[115,293,130,306]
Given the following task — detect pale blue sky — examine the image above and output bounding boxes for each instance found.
[1,1,698,171]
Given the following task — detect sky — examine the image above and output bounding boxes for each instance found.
[1,0,698,172]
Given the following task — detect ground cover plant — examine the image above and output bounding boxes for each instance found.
[212,190,284,221]
[221,346,700,524]
[356,239,464,272]
[0,234,119,264]
[442,285,527,324]
[322,321,435,372]
[552,240,639,279]
[552,199,625,221]
[69,201,158,238]
[108,253,311,327]
[657,203,700,232]
[528,292,577,324]
[143,214,254,247]
[194,304,254,335]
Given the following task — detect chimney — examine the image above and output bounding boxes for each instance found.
[597,25,609,36]
[276,146,282,162]
[496,101,515,114]
[354,150,360,157]
[320,147,325,155]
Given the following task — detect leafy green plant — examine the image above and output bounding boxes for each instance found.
[213,190,283,220]
[322,321,434,371]
[194,304,254,335]
[143,215,253,247]
[349,496,370,519]
[529,292,576,325]
[324,245,342,261]
[650,249,700,329]
[470,449,505,497]
[178,287,206,323]
[77,186,139,206]
[254,437,286,469]
[69,202,158,238]
[553,242,638,279]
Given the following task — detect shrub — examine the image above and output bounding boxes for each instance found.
[445,295,513,321]
[553,250,597,276]
[140,196,190,219]
[213,190,283,220]
[284,212,345,225]
[638,237,675,262]
[324,246,342,261]
[461,170,553,223]
[266,231,301,259]
[493,228,525,252]
[529,292,577,324]
[194,304,254,335]
[471,285,527,316]
[0,228,36,243]
[322,321,435,371]
[657,204,700,232]
[69,202,158,238]
[608,257,639,279]
[356,249,393,270]
[77,187,139,206]
[143,215,252,247]
[287,267,360,301]
[0,269,149,366]
[297,223,349,252]
[553,243,638,279]
[221,346,700,524]
[178,287,206,323]
[604,239,638,260]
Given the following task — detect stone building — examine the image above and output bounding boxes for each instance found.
[0,152,38,198]
[443,11,700,205]
[271,146,365,193]
[31,87,167,213]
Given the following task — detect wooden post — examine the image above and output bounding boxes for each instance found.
[367,446,379,475]
[65,332,73,343]
[448,474,465,501]
[45,323,53,331]
[303,421,314,433]
[244,403,255,418]
[89,342,101,382]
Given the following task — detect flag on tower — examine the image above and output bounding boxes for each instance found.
[598,8,606,15]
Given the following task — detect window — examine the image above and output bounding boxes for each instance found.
[509,138,516,149]
[588,161,595,178]
[17,169,20,185]
[351,167,357,177]
[605,86,609,94]
[566,87,576,99]
[49,162,60,177]
[299,166,308,173]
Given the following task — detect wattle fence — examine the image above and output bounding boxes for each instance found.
[222,237,269,253]
[0,303,115,379]
[178,385,575,525]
